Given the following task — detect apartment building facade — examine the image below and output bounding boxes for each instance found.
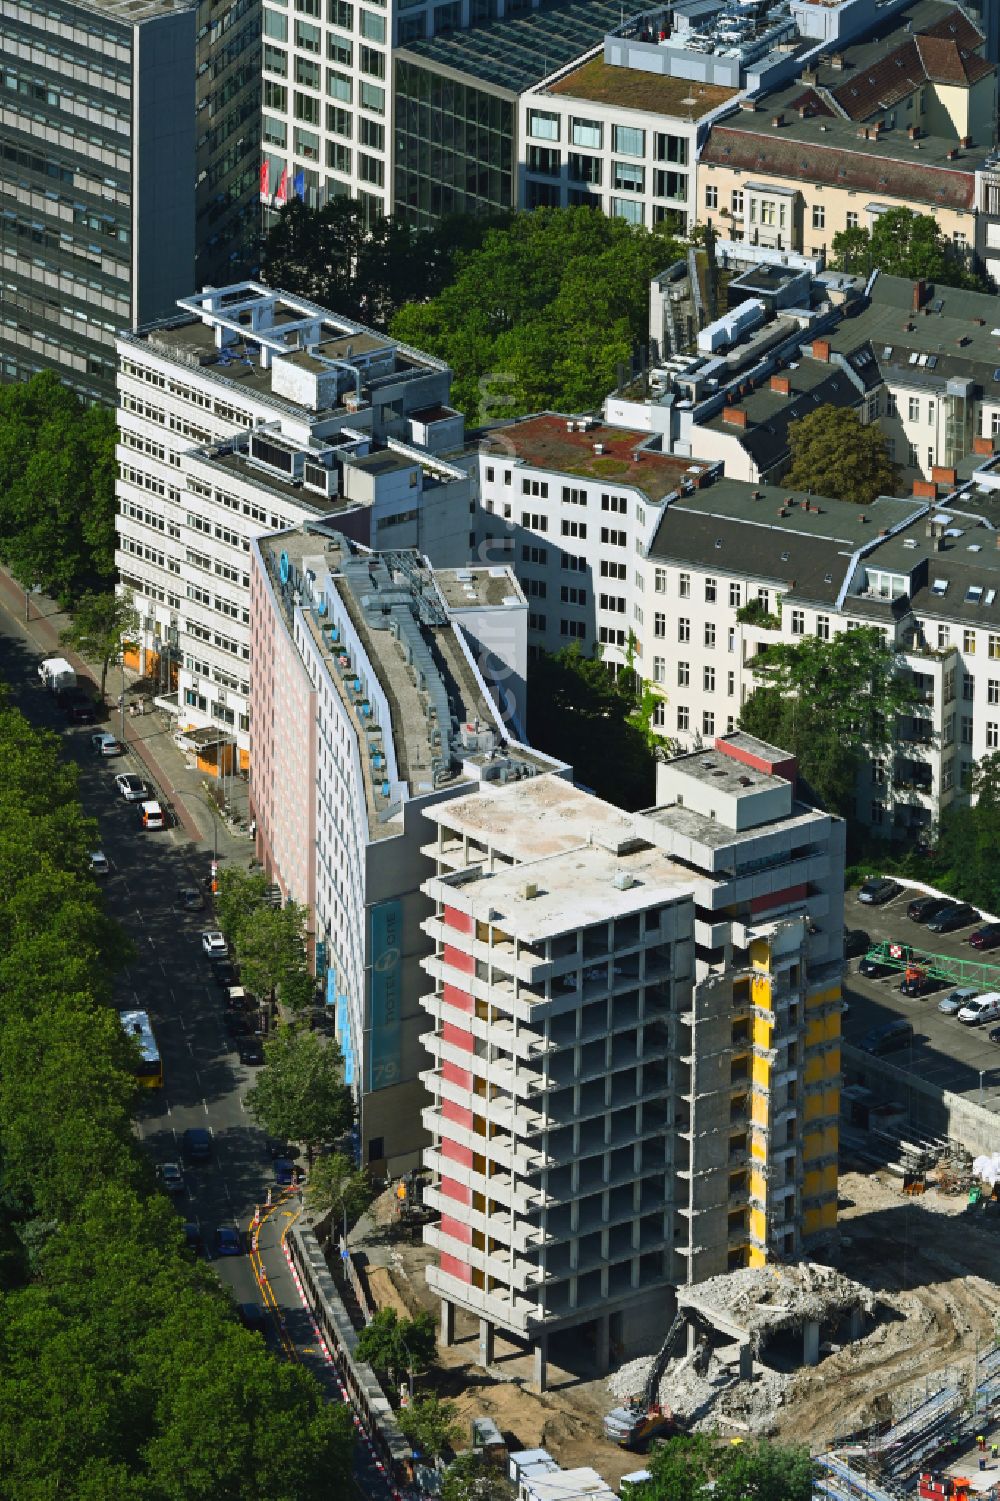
[698,2,997,270]
[250,524,557,1172]
[0,0,259,403]
[419,737,843,1384]
[115,281,470,768]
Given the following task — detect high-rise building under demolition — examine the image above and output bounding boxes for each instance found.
[419,733,844,1386]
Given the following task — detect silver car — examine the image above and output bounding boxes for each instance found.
[939,987,978,1016]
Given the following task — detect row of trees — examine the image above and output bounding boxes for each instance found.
[0,694,353,1497]
[216,867,316,1013]
[830,206,985,290]
[0,372,116,604]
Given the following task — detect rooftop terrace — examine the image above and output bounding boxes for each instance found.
[546,57,737,114]
[481,414,713,502]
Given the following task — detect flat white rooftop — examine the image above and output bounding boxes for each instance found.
[424,776,642,861]
[441,841,699,941]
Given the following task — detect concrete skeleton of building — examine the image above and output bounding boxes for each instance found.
[420,734,843,1386]
[115,282,471,768]
[0,0,260,402]
[250,522,560,1172]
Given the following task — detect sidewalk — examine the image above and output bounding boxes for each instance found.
[0,567,253,867]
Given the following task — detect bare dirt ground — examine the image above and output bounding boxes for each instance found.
[356,1166,1000,1474]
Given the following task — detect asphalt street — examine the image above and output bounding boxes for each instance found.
[843,883,1000,1110]
[0,612,392,1499]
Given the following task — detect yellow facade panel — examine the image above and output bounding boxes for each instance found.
[751,1136,767,1161]
[752,1055,772,1089]
[750,1169,767,1201]
[804,1055,824,1085]
[803,1168,822,1196]
[750,938,772,971]
[753,1016,773,1049]
[749,1206,767,1240]
[803,1092,824,1120]
[802,1130,824,1162]
[819,1201,838,1230]
[749,1246,767,1268]
[751,1093,770,1127]
[806,1019,826,1047]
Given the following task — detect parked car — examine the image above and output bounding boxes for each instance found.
[157,1162,184,1195]
[224,1013,254,1038]
[59,688,95,723]
[176,886,204,912]
[89,850,110,878]
[211,960,238,989]
[845,929,871,959]
[970,924,1000,951]
[201,931,228,959]
[939,987,979,1016]
[213,1226,243,1257]
[115,773,148,802]
[958,992,1000,1026]
[273,1157,296,1187]
[988,1025,1000,1045]
[927,902,980,934]
[224,985,250,1011]
[858,877,903,906]
[91,731,122,757]
[182,1127,211,1162]
[237,1039,265,1067]
[139,799,165,831]
[182,1221,203,1257]
[907,895,951,923]
[237,1302,267,1333]
[858,1019,913,1055]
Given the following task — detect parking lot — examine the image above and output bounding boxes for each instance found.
[842,883,1000,1111]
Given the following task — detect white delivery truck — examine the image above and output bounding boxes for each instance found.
[38,657,77,692]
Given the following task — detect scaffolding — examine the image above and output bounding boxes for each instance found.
[862,942,1000,992]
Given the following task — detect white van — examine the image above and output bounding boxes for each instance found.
[958,991,1000,1025]
[140,799,165,831]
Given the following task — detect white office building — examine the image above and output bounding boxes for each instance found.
[115,281,469,769]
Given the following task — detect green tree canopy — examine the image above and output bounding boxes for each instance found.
[526,645,657,810]
[0,371,116,603]
[60,589,139,701]
[640,1435,813,1501]
[784,405,898,506]
[390,207,685,423]
[214,868,314,1011]
[306,1150,374,1232]
[398,1394,461,1463]
[739,625,917,818]
[830,207,981,288]
[442,1453,517,1501]
[355,1307,437,1380]
[262,197,505,328]
[934,752,1000,911]
[246,1025,353,1159]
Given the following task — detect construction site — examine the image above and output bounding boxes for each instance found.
[347,1151,1000,1489]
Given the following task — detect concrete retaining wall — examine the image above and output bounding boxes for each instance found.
[287,1218,411,1474]
[843,1042,1000,1157]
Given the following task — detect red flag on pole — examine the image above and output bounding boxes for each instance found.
[274,165,288,207]
[259,159,270,202]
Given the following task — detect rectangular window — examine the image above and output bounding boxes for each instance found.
[654,613,666,638]
[264,42,288,74]
[567,153,601,185]
[964,629,976,654]
[990,634,1000,660]
[613,124,645,157]
[705,183,718,209]
[359,152,384,186]
[360,8,386,38]
[359,116,384,150]
[816,614,830,641]
[328,34,352,63]
[326,141,351,173]
[561,619,585,639]
[961,715,974,745]
[654,169,687,201]
[600,493,626,514]
[705,577,717,603]
[847,210,859,229]
[653,657,666,684]
[703,711,715,737]
[263,116,287,147]
[988,722,1000,749]
[264,6,288,38]
[654,567,667,593]
[678,618,690,643]
[731,189,743,216]
[728,582,742,608]
[677,661,689,687]
[327,104,352,136]
[294,92,320,124]
[328,0,352,22]
[612,160,645,193]
[990,679,1000,705]
[294,126,320,159]
[528,109,559,141]
[571,118,602,149]
[295,55,321,85]
[704,666,715,692]
[655,132,687,164]
[790,608,805,636]
[727,671,735,696]
[560,520,585,538]
[600,527,625,546]
[295,16,321,46]
[677,706,690,732]
[359,45,385,78]
[908,397,920,422]
[704,622,716,648]
[938,625,951,651]
[812,204,825,229]
[264,80,287,111]
[327,68,352,101]
[359,81,384,112]
[678,572,690,598]
[611,198,643,225]
[601,561,626,579]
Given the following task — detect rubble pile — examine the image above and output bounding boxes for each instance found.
[606,1346,791,1435]
[681,1261,875,1343]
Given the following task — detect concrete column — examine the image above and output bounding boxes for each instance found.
[478,1318,494,1368]
[803,1319,820,1368]
[533,1334,548,1393]
[848,1305,864,1343]
[686,1319,697,1356]
[594,1313,610,1376]
[440,1298,455,1348]
[738,1343,754,1382]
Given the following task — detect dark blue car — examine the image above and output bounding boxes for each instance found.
[214,1225,243,1257]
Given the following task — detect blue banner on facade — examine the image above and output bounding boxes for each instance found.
[368,899,402,1092]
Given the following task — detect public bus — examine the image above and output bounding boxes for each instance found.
[119,1008,163,1088]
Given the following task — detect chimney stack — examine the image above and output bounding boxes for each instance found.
[912,278,927,312]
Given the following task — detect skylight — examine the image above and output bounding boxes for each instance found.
[909,352,920,365]
[987,590,997,606]
[966,585,984,603]
[931,578,949,595]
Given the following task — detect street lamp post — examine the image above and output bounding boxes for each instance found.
[120,653,127,746]
[980,1070,986,1107]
